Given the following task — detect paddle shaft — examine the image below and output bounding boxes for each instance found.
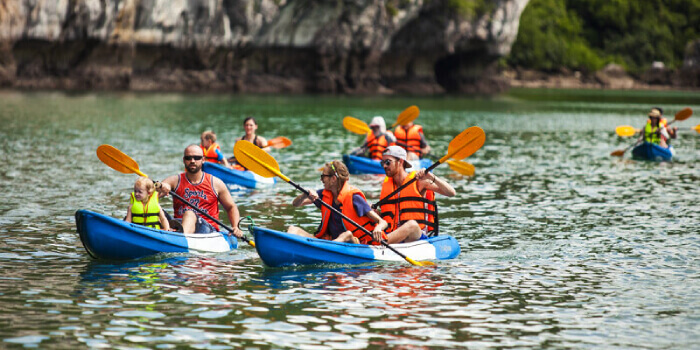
[167,189,253,245]
[287,178,423,265]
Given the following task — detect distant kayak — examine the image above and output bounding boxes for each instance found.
[251,226,460,267]
[342,154,433,175]
[631,142,673,162]
[75,210,238,260]
[202,162,275,189]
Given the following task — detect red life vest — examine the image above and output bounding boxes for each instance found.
[365,133,390,160]
[315,182,384,245]
[379,171,438,235]
[201,142,222,163]
[394,125,423,158]
[173,173,220,230]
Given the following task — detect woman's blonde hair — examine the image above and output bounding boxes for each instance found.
[325,160,349,191]
[134,177,155,193]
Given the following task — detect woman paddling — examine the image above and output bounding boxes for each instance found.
[230,117,270,170]
[237,117,269,150]
[287,160,388,244]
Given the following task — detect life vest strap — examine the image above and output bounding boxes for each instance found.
[380,196,436,206]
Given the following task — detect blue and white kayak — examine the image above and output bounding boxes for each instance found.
[631,142,673,162]
[342,154,433,175]
[75,210,238,260]
[202,162,275,189]
[251,226,460,267]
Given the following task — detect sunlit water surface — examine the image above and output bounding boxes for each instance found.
[0,89,698,349]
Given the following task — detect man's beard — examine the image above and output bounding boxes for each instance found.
[186,163,201,174]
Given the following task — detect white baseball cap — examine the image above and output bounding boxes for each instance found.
[383,145,411,168]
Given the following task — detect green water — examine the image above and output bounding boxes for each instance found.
[0,88,698,349]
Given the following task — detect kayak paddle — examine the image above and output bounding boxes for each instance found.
[343,116,372,135]
[234,140,434,267]
[391,105,420,128]
[96,144,255,247]
[266,136,292,149]
[615,125,638,137]
[446,159,476,176]
[372,126,486,209]
[692,124,700,133]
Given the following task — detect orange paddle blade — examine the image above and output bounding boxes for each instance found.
[343,116,371,135]
[615,125,637,137]
[234,140,284,179]
[391,105,420,128]
[267,136,292,149]
[692,124,700,133]
[442,126,486,162]
[610,149,625,157]
[96,144,147,177]
[674,107,693,121]
[447,160,475,176]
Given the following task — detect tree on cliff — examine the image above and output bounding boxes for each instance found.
[508,0,700,74]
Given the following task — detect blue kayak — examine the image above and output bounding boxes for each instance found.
[342,154,433,175]
[75,210,238,260]
[251,226,460,267]
[202,162,275,189]
[631,142,673,162]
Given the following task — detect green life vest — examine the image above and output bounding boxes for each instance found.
[644,123,661,144]
[130,192,162,229]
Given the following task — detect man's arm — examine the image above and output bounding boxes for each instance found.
[214,178,243,237]
[416,169,455,197]
[157,175,179,198]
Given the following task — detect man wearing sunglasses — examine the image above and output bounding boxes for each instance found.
[376,146,455,244]
[157,145,243,237]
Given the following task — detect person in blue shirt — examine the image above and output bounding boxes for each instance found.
[287,160,388,244]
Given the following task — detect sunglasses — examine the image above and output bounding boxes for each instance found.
[183,155,203,161]
[320,174,332,180]
[381,159,394,167]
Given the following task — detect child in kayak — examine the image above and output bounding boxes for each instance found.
[200,130,230,167]
[125,177,171,231]
[287,160,388,244]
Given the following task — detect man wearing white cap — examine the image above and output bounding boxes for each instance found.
[352,116,397,160]
[374,146,456,244]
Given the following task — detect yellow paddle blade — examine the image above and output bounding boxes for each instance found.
[615,125,637,137]
[234,140,287,180]
[692,124,700,133]
[442,126,486,162]
[391,105,420,128]
[267,136,292,149]
[675,107,693,121]
[610,149,625,157]
[447,160,475,176]
[343,116,371,135]
[96,144,147,177]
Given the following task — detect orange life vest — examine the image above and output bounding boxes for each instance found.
[365,133,390,160]
[379,171,438,235]
[315,182,383,245]
[201,143,222,163]
[394,124,423,158]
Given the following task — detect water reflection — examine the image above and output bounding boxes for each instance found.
[0,91,699,348]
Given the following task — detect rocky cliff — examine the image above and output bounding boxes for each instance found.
[0,0,529,94]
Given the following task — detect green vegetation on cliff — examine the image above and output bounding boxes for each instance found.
[508,0,700,74]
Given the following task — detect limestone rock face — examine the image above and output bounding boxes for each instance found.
[0,0,529,93]
[680,39,700,88]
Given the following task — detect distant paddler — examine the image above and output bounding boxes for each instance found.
[350,116,397,160]
[394,120,430,161]
[200,130,230,167]
[638,107,676,149]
